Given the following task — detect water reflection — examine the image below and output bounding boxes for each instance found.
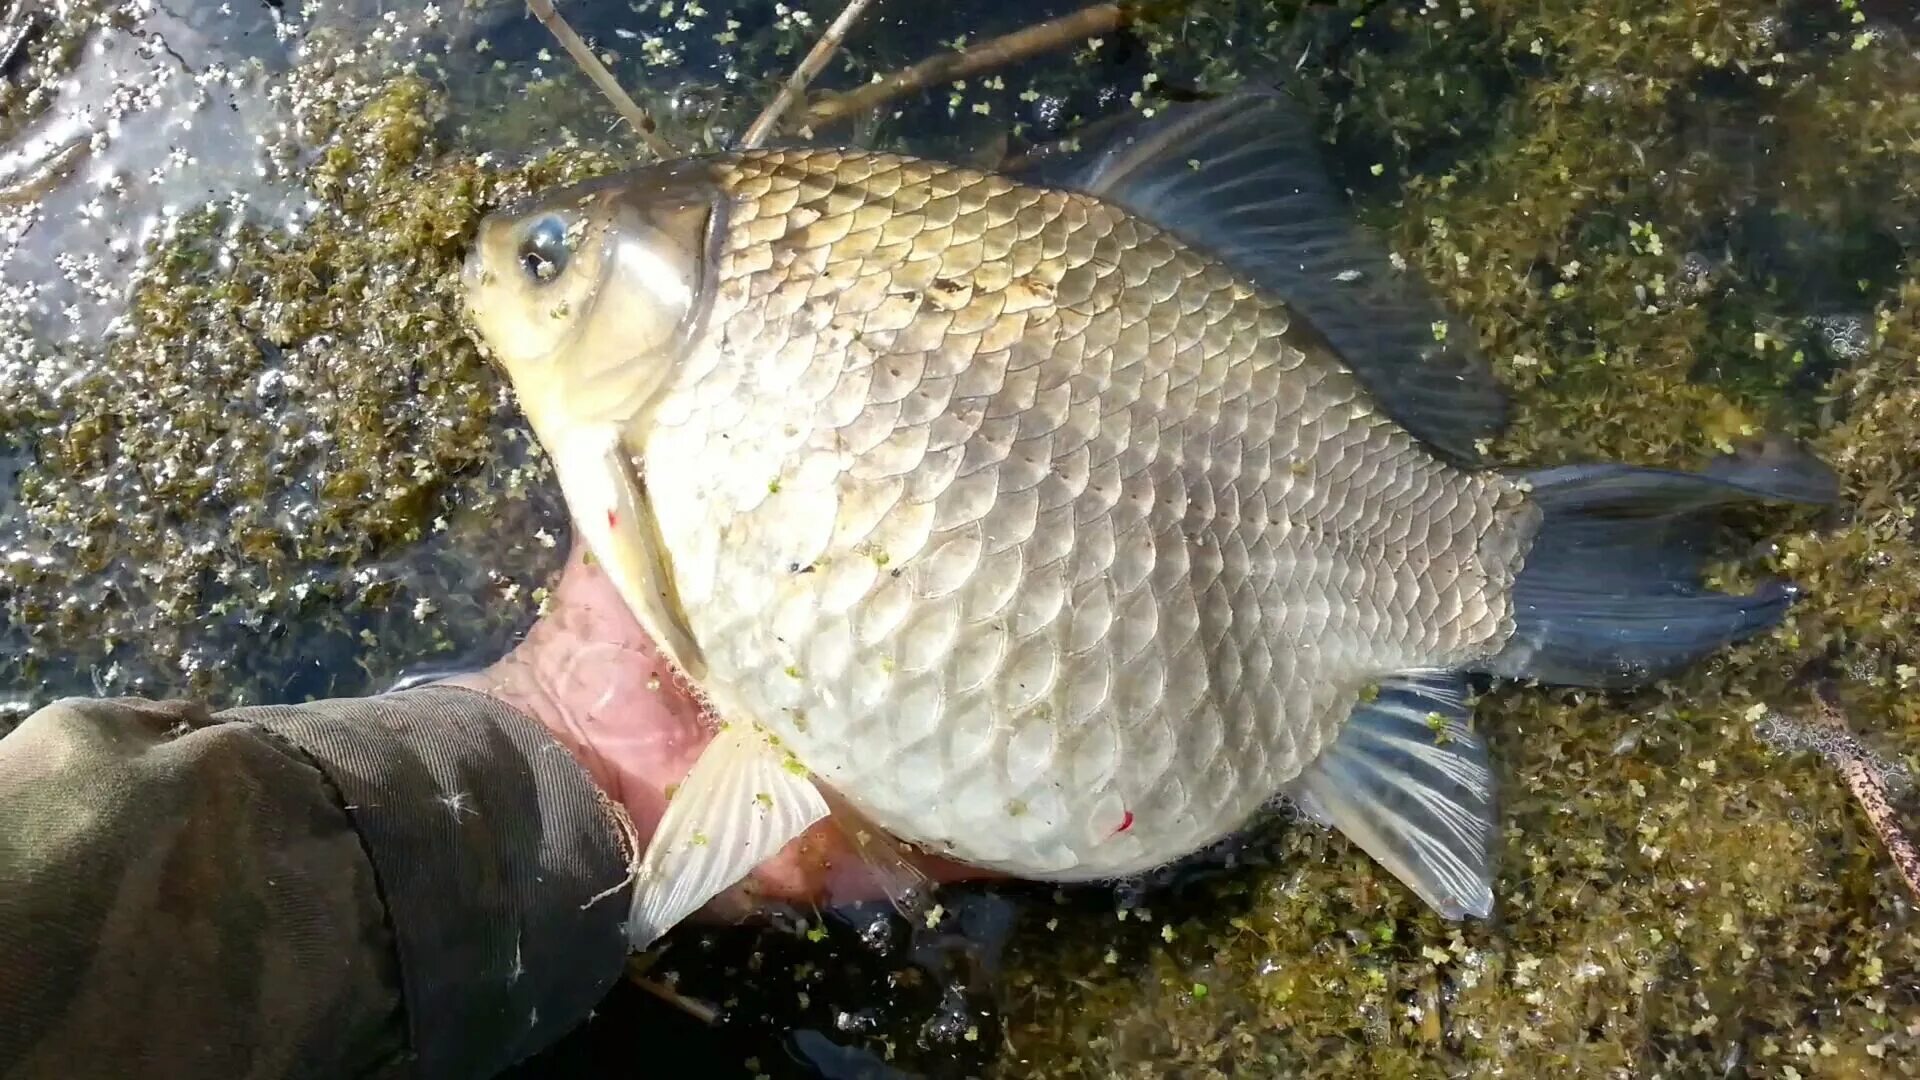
[0,0,298,345]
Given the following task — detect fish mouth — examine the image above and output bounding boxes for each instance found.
[459,238,487,298]
[459,212,512,310]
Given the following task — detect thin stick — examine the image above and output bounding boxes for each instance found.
[737,0,877,149]
[0,135,87,207]
[632,976,721,1024]
[799,2,1127,132]
[625,956,721,1024]
[525,0,676,159]
[1812,687,1920,902]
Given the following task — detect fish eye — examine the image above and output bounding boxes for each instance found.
[517,215,570,284]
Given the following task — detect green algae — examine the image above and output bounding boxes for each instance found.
[0,74,614,709]
[0,1,99,148]
[3,0,1920,1076]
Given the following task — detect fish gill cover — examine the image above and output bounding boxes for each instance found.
[0,0,1915,1077]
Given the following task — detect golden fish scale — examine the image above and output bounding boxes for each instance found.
[640,148,1529,877]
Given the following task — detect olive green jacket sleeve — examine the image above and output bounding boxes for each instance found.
[0,686,636,1080]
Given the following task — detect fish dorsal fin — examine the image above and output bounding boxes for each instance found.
[1018,90,1507,464]
[1285,673,1497,919]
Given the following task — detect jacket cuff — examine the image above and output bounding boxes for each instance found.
[229,686,633,1078]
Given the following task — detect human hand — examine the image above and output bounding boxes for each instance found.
[439,543,983,925]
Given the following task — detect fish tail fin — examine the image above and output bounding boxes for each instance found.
[1472,443,1836,688]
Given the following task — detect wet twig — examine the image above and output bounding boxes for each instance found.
[624,955,720,1024]
[799,2,1129,132]
[737,0,877,148]
[0,133,85,206]
[525,0,675,159]
[1,6,48,82]
[631,976,720,1024]
[1811,685,1920,902]
[531,0,1125,158]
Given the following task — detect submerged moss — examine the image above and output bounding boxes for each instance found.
[0,75,626,709]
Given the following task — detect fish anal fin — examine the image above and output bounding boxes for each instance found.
[816,785,937,924]
[1015,89,1507,464]
[1287,672,1497,919]
[627,721,831,949]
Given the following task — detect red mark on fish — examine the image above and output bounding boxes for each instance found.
[1113,810,1135,836]
[607,509,619,529]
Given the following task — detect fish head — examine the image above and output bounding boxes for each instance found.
[460,162,724,428]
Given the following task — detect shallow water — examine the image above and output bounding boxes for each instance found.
[3,0,1918,1076]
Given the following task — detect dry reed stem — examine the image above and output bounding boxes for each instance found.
[738,0,877,148]
[1812,685,1920,902]
[799,3,1127,132]
[526,0,676,159]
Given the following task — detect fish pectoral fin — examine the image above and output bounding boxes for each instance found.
[1285,672,1497,920]
[627,722,830,950]
[556,427,706,679]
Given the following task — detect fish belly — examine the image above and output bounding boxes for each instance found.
[640,149,1524,878]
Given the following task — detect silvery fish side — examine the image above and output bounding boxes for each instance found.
[461,91,1831,949]
[640,146,1532,882]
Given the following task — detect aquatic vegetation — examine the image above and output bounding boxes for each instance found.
[0,72,605,711]
[2,0,1918,1076]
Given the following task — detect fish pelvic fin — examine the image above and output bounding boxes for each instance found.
[1286,672,1496,920]
[1472,441,1838,688]
[626,720,830,950]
